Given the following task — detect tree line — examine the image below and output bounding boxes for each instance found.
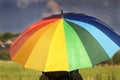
[0,32,20,60]
[0,32,20,40]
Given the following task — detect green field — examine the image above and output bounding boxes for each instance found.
[0,61,41,80]
[80,65,120,80]
[0,61,120,80]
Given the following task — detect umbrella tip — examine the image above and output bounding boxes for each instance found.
[61,9,63,14]
[61,9,64,18]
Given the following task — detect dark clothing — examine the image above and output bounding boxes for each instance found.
[70,70,83,80]
[43,71,71,80]
[39,70,83,80]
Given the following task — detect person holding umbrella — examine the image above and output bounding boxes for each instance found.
[39,70,83,80]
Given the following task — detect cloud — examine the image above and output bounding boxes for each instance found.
[42,0,61,17]
[46,0,61,13]
[17,0,39,8]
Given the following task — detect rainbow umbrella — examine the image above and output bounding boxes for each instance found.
[9,12,120,72]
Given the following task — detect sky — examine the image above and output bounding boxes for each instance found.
[0,0,120,34]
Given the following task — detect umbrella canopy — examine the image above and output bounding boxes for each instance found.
[9,12,120,72]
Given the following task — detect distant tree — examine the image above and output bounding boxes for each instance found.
[112,50,120,64]
[3,32,13,39]
[100,59,113,65]
[13,33,20,38]
[2,32,20,40]
[0,32,3,40]
[0,49,11,60]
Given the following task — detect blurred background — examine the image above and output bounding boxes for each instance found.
[0,0,120,80]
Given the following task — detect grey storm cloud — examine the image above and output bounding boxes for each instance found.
[0,0,120,34]
[16,0,61,16]
[42,0,61,17]
[16,0,44,8]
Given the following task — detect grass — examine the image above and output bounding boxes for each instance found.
[0,61,120,80]
[0,61,41,80]
[80,65,120,80]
